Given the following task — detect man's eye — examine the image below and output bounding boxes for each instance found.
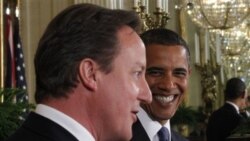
[174,71,187,77]
[135,71,142,76]
[146,70,163,77]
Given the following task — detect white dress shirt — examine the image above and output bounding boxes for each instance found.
[137,107,171,141]
[35,104,95,141]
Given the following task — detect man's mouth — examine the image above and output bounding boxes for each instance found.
[154,95,175,104]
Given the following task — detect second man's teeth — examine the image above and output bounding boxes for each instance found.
[155,95,174,103]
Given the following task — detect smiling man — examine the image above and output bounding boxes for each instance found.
[131,28,191,141]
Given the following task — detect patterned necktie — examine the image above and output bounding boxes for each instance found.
[157,127,170,141]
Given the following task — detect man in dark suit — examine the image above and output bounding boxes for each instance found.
[6,3,152,141]
[131,28,190,141]
[206,77,248,141]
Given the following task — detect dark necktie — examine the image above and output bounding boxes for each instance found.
[157,127,170,141]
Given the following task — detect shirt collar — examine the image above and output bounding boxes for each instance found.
[137,107,171,141]
[35,104,95,141]
[226,101,240,113]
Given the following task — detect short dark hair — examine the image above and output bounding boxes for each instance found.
[140,28,190,66]
[34,4,141,103]
[224,77,246,100]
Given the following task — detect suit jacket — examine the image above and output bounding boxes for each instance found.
[6,112,78,141]
[131,119,188,141]
[206,103,245,141]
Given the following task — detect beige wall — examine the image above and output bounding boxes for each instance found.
[20,0,74,102]
[20,0,203,108]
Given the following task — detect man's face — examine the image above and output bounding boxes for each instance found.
[241,92,249,109]
[142,44,190,124]
[95,26,152,141]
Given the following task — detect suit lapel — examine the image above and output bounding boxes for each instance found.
[131,118,187,141]
[171,130,188,141]
[131,119,150,141]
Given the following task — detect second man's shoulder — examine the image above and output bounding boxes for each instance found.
[171,130,189,141]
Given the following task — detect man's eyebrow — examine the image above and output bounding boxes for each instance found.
[174,68,188,72]
[135,62,146,70]
[146,67,164,71]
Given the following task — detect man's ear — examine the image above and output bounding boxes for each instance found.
[78,59,98,91]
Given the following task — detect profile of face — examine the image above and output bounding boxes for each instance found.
[241,92,249,109]
[247,96,250,107]
[142,44,190,124]
[95,26,152,140]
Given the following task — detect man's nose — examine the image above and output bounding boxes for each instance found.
[158,75,176,90]
[138,79,152,104]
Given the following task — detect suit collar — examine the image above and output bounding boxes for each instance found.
[35,104,95,141]
[131,119,188,141]
[132,119,151,141]
[23,112,79,141]
[137,107,171,140]
[225,101,240,113]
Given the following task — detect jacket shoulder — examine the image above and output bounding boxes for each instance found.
[171,130,189,141]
